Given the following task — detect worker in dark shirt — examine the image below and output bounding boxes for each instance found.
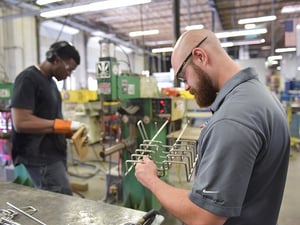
[11,41,83,195]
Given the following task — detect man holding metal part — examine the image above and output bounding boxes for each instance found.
[11,41,83,195]
[135,29,290,225]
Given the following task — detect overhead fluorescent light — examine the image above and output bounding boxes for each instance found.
[41,0,151,18]
[221,42,234,48]
[268,55,283,61]
[129,29,159,37]
[281,5,300,13]
[216,28,267,38]
[91,31,106,37]
[41,5,90,18]
[275,47,296,53]
[270,60,279,65]
[151,39,265,53]
[221,38,265,47]
[234,38,265,45]
[36,0,62,5]
[238,15,276,24]
[145,40,173,46]
[152,47,173,53]
[185,24,204,30]
[41,20,79,35]
[244,24,256,29]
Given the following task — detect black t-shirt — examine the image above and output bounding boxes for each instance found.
[11,66,67,166]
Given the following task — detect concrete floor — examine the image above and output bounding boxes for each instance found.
[67,145,300,225]
[278,149,300,225]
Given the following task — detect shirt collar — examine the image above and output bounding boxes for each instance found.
[210,67,258,113]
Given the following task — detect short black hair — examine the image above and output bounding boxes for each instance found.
[49,41,80,65]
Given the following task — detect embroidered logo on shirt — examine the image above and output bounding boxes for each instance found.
[202,189,219,194]
[197,189,224,205]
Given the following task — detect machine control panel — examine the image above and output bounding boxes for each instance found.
[152,98,171,117]
[151,98,185,121]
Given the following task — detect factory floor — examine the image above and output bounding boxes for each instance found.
[67,142,300,225]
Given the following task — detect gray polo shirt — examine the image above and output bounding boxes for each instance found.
[189,67,290,225]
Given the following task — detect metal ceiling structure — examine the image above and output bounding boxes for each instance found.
[1,0,300,59]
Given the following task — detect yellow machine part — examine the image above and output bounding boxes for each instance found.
[61,90,98,103]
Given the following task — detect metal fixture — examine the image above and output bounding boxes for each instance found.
[125,122,198,182]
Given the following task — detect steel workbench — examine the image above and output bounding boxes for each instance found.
[0,181,145,225]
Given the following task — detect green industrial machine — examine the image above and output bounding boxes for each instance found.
[0,82,14,176]
[96,40,190,211]
[96,59,120,100]
[96,55,171,211]
[0,83,13,101]
[121,98,168,211]
[119,96,187,211]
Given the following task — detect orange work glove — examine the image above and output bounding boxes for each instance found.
[53,119,82,133]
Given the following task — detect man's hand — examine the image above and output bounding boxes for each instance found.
[70,121,83,131]
[72,126,89,160]
[53,119,85,133]
[135,156,158,188]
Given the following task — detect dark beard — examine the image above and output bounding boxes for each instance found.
[190,63,217,107]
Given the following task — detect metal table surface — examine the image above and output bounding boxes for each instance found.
[0,182,145,225]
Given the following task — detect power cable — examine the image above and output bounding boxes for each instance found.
[138,4,148,71]
[54,0,76,42]
[115,46,132,74]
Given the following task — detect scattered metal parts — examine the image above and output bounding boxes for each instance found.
[20,206,37,215]
[6,202,46,225]
[0,208,20,225]
[0,209,18,218]
[0,217,21,225]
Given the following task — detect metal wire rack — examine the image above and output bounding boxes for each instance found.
[125,122,198,181]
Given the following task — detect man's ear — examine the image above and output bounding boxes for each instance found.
[192,48,205,64]
[53,57,60,65]
[193,48,207,65]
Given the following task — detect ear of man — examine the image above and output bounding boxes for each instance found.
[192,48,207,65]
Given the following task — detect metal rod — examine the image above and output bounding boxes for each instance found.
[1,217,21,225]
[99,138,135,158]
[154,120,169,140]
[174,122,189,143]
[6,202,46,225]
[137,120,149,140]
